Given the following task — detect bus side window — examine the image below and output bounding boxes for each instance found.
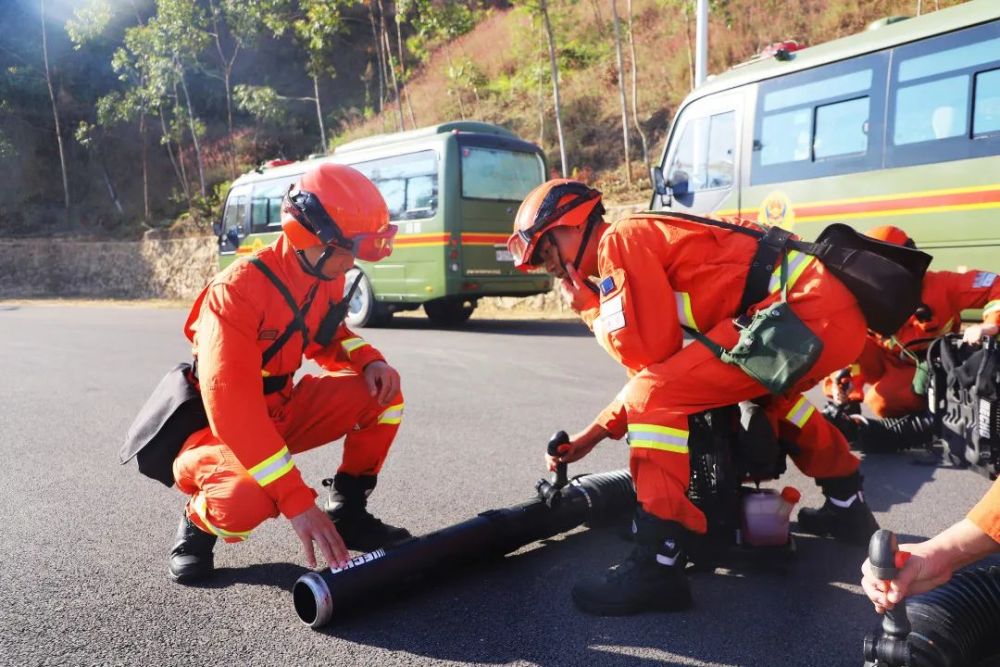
[751,57,884,185]
[974,68,1000,137]
[668,110,735,194]
[887,23,1000,166]
[351,150,438,222]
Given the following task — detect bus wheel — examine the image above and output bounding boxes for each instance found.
[344,268,393,328]
[424,297,476,326]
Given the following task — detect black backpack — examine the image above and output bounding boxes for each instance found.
[927,334,1000,479]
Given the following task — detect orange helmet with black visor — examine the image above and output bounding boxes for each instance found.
[280,163,395,279]
[507,179,604,272]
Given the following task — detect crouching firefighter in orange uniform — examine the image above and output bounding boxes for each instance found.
[123,164,410,583]
[506,180,903,616]
[823,225,1000,452]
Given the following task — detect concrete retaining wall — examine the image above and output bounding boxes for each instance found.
[0,202,646,305]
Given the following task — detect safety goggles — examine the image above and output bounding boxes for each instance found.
[283,186,397,262]
[506,186,600,267]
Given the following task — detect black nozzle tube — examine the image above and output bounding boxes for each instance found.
[293,469,635,628]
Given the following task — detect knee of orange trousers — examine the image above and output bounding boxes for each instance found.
[174,443,279,541]
[778,409,860,479]
[630,447,707,535]
[338,389,404,477]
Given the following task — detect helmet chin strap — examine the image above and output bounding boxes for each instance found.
[568,218,599,294]
[295,246,338,281]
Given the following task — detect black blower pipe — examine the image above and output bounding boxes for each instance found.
[863,529,1000,667]
[293,433,636,628]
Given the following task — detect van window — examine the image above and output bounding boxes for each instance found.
[250,174,298,232]
[751,54,886,185]
[668,111,735,192]
[351,150,438,221]
[887,21,1000,167]
[974,68,1000,136]
[461,146,544,201]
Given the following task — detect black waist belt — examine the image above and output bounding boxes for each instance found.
[192,360,290,395]
[262,374,290,394]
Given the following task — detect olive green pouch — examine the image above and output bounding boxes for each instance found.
[683,255,824,395]
[893,337,930,396]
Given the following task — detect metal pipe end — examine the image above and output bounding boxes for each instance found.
[293,571,334,628]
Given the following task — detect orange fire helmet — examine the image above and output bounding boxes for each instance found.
[507,179,604,270]
[281,163,395,262]
[866,225,915,248]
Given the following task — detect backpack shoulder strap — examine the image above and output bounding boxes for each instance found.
[247,257,316,366]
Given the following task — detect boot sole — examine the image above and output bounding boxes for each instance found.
[571,589,694,616]
[168,565,214,584]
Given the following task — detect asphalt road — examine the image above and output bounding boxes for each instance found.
[2,303,997,667]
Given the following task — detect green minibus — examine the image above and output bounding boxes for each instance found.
[651,0,1000,277]
[217,121,551,327]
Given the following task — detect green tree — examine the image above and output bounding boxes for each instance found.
[41,0,71,224]
[517,0,568,177]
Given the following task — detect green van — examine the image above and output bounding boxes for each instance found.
[217,121,551,327]
[650,1,1000,276]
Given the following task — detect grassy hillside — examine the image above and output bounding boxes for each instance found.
[333,0,968,203]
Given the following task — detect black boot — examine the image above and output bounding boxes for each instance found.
[821,401,861,442]
[323,473,411,552]
[168,513,217,583]
[797,472,879,546]
[855,412,935,453]
[571,509,694,616]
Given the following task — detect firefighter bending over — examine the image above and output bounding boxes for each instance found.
[507,180,879,615]
[824,225,1000,452]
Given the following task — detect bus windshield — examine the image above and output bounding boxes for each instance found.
[460,146,544,201]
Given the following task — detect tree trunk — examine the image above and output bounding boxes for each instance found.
[626,0,650,175]
[98,151,124,215]
[539,0,567,177]
[368,2,385,114]
[313,75,327,151]
[210,3,238,178]
[683,3,694,92]
[611,0,632,186]
[40,0,70,225]
[140,111,149,220]
[394,4,417,128]
[160,105,190,205]
[178,66,206,196]
[380,4,405,132]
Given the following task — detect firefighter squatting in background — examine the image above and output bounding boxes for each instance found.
[823,225,1000,453]
[507,179,881,616]
[169,164,410,582]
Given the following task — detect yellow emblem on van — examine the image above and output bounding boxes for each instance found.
[758,191,795,229]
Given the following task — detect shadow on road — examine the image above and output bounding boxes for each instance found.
[188,562,310,591]
[310,526,871,667]
[387,316,591,337]
[860,451,940,516]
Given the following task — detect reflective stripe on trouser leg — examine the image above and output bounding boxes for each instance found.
[174,441,282,544]
[627,416,707,535]
[774,395,859,479]
[339,391,404,476]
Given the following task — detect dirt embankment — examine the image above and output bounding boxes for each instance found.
[0,202,646,308]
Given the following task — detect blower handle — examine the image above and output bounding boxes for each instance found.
[547,431,570,489]
[862,529,912,666]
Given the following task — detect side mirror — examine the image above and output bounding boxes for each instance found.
[212,220,224,238]
[669,170,690,197]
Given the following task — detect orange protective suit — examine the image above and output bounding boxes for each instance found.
[824,270,1000,418]
[173,235,403,542]
[578,214,865,534]
[968,476,1000,544]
